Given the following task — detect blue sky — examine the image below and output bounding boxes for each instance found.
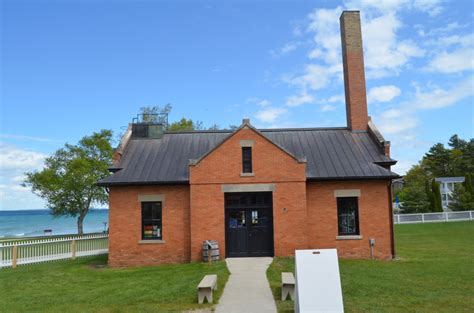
[1,0,473,210]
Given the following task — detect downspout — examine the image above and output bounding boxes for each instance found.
[388,180,396,259]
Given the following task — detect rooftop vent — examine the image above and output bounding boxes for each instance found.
[131,113,168,139]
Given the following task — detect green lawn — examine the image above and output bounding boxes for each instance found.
[0,256,230,312]
[267,221,474,313]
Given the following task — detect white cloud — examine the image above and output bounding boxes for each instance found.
[257,99,271,107]
[426,49,474,73]
[284,3,425,101]
[286,91,314,107]
[413,0,443,17]
[374,76,474,135]
[0,143,47,210]
[345,0,410,13]
[0,144,46,171]
[270,42,299,57]
[246,97,272,107]
[378,115,418,134]
[308,49,322,59]
[285,63,342,91]
[255,107,287,123]
[326,94,345,103]
[417,22,467,37]
[321,104,336,112]
[307,7,343,65]
[425,34,474,73]
[0,134,52,142]
[381,108,403,119]
[413,77,474,109]
[362,13,424,77]
[293,24,303,37]
[392,159,417,175]
[345,0,443,16]
[436,33,474,47]
[367,85,401,103]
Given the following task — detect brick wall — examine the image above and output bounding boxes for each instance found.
[340,11,369,131]
[108,185,190,267]
[189,126,307,261]
[306,180,393,259]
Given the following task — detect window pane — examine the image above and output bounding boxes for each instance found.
[337,197,359,236]
[151,202,162,219]
[242,147,252,173]
[142,203,153,219]
[142,202,162,239]
[251,210,270,227]
[228,210,246,228]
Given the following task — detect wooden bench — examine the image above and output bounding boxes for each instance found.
[197,274,217,304]
[281,272,295,301]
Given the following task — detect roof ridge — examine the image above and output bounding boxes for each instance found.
[163,127,350,134]
[260,127,349,132]
[164,130,232,134]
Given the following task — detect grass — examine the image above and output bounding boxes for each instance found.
[0,255,230,312]
[267,221,474,312]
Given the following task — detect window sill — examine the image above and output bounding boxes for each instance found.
[138,239,166,244]
[336,235,363,240]
[240,173,255,177]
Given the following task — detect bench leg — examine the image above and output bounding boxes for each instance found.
[282,285,295,301]
[198,288,213,304]
[282,286,289,301]
[289,285,295,301]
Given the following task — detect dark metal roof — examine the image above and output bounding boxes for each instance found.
[98,128,398,186]
[435,177,465,183]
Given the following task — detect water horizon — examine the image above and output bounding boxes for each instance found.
[0,209,109,238]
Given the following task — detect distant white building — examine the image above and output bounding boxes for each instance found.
[435,177,465,211]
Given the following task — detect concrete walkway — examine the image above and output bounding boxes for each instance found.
[215,257,277,313]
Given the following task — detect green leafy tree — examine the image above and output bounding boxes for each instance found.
[464,173,473,194]
[24,130,113,235]
[449,174,474,211]
[399,164,430,213]
[140,104,172,123]
[425,179,435,212]
[423,135,474,178]
[168,118,203,131]
[423,143,452,177]
[431,179,443,212]
[398,135,473,214]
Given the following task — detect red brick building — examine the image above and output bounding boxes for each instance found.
[98,11,398,267]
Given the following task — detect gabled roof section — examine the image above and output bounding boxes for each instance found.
[97,124,399,186]
[189,119,306,167]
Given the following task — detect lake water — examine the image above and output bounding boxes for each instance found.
[0,209,109,238]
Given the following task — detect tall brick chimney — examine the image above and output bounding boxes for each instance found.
[340,11,368,131]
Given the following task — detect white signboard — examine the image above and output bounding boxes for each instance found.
[295,249,344,313]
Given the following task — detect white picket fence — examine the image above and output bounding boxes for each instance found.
[0,233,108,268]
[394,210,474,224]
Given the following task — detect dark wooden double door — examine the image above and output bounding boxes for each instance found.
[225,192,274,257]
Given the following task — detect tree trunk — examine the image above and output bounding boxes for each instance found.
[77,213,85,235]
[77,197,92,235]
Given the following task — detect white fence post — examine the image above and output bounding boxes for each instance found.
[12,245,18,269]
[71,240,76,260]
[445,212,449,222]
[421,214,425,223]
